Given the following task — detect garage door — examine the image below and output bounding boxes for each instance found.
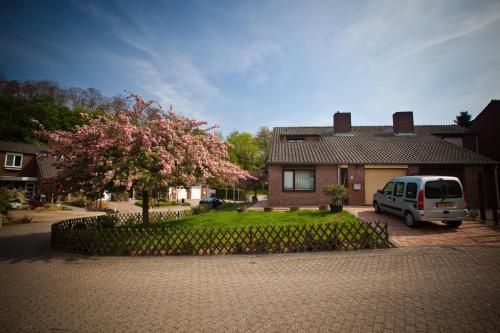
[190,186,202,199]
[364,167,407,205]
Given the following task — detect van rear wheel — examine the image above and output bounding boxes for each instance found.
[446,220,462,228]
[404,212,418,228]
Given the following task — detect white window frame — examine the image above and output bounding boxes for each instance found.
[4,153,23,169]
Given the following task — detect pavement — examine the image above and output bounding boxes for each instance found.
[345,206,500,247]
[1,221,500,332]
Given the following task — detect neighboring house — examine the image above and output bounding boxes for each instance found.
[470,100,500,162]
[267,111,498,208]
[168,186,210,201]
[0,141,57,200]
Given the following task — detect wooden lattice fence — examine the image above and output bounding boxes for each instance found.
[51,211,392,256]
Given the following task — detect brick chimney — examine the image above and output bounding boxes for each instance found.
[333,112,351,133]
[392,111,414,134]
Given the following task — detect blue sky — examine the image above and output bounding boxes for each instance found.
[1,0,499,134]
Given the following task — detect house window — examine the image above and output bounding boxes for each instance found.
[5,153,23,169]
[286,136,305,142]
[283,169,315,191]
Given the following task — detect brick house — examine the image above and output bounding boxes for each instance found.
[267,111,497,208]
[0,141,57,200]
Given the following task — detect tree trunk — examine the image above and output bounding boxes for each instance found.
[142,190,150,226]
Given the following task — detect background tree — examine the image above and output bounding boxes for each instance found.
[0,75,129,143]
[454,111,472,128]
[255,126,272,167]
[40,95,251,225]
[226,131,261,172]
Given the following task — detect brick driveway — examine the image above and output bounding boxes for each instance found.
[345,206,500,247]
[1,221,500,332]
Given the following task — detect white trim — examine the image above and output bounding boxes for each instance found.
[0,176,38,181]
[4,152,23,169]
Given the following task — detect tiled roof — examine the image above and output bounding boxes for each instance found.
[37,156,58,179]
[269,125,496,165]
[0,141,48,154]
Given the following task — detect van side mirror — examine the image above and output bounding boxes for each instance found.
[377,189,383,194]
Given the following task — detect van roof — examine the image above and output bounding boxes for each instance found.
[391,175,461,181]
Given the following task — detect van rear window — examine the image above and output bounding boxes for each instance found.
[425,180,462,199]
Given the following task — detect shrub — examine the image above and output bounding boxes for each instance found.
[66,197,91,208]
[134,199,155,208]
[99,215,118,228]
[290,206,299,212]
[264,207,273,212]
[43,203,64,211]
[0,188,27,212]
[322,184,348,206]
[191,205,211,215]
[237,207,247,213]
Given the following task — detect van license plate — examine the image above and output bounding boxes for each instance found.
[437,202,454,208]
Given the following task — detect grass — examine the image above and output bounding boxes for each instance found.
[153,209,361,229]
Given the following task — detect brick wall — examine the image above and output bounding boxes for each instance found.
[268,164,338,207]
[464,166,482,208]
[407,165,419,176]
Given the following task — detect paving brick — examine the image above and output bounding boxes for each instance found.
[345,206,500,247]
[1,222,499,332]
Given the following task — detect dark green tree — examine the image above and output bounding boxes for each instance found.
[454,111,472,128]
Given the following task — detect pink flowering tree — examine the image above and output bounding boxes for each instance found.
[39,94,251,225]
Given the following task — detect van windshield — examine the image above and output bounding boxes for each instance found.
[425,180,462,199]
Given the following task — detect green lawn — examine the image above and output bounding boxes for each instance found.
[152,209,362,229]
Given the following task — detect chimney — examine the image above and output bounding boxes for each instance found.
[333,112,351,133]
[392,111,414,134]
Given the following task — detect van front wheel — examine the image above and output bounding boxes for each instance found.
[445,220,462,228]
[404,212,418,228]
[374,202,382,214]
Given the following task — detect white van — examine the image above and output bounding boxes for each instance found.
[372,176,467,228]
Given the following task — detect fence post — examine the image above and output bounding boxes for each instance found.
[478,171,486,222]
[210,229,213,255]
[249,226,253,254]
[287,225,291,252]
[177,211,180,219]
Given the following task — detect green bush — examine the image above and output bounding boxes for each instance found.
[134,199,155,208]
[322,184,348,205]
[191,205,211,215]
[0,188,27,212]
[65,197,91,208]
